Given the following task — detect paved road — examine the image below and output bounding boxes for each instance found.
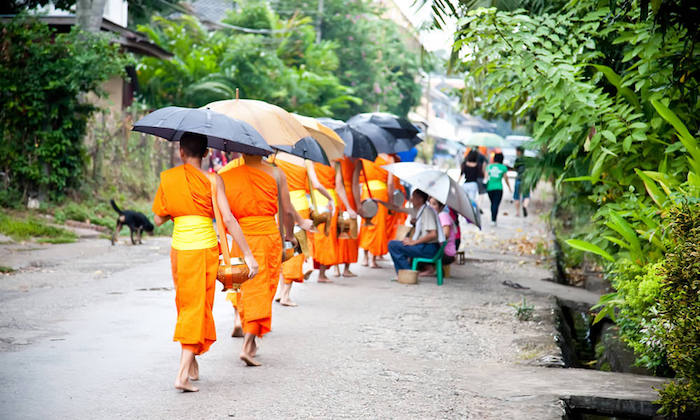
[0,203,665,419]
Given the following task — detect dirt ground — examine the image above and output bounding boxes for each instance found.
[0,196,665,419]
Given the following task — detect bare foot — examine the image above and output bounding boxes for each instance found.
[280,299,298,307]
[303,270,313,280]
[231,326,244,338]
[418,270,435,277]
[189,358,199,381]
[174,378,199,392]
[343,270,357,277]
[333,266,341,277]
[369,261,380,269]
[239,353,261,367]
[361,259,369,267]
[317,278,333,283]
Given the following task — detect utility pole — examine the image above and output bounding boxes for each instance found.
[315,0,324,44]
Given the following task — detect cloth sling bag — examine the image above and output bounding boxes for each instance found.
[208,174,249,290]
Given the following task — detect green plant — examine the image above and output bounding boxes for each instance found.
[0,16,129,202]
[655,203,700,416]
[508,297,535,321]
[136,7,360,117]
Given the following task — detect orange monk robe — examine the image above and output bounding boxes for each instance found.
[358,156,391,256]
[312,162,339,267]
[337,157,359,264]
[152,164,218,355]
[387,170,408,240]
[274,159,312,284]
[220,165,282,338]
[219,156,246,309]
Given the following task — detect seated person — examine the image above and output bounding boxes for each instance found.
[387,189,445,273]
[418,197,457,277]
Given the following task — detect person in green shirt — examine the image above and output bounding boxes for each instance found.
[485,153,512,226]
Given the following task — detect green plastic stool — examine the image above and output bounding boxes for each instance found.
[411,242,448,285]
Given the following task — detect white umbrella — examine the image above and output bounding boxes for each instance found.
[383,162,481,228]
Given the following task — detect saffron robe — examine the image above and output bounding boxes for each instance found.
[337,157,359,264]
[152,164,218,355]
[358,156,390,256]
[274,159,312,284]
[220,165,282,338]
[312,162,339,266]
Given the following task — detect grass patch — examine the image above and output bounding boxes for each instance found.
[0,212,77,243]
[0,265,15,273]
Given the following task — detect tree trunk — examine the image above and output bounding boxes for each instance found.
[76,0,107,33]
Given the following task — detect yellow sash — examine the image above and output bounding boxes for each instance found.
[367,180,387,191]
[289,189,310,211]
[312,188,337,209]
[171,215,217,251]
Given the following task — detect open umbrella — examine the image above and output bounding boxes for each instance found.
[132,106,273,155]
[383,162,481,228]
[318,118,378,160]
[394,134,423,153]
[273,136,330,165]
[204,99,309,147]
[346,120,397,154]
[348,112,421,138]
[460,132,505,148]
[291,114,345,161]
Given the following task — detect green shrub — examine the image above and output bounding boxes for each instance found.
[0,16,128,200]
[656,203,700,416]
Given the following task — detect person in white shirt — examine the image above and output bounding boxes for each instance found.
[387,189,445,273]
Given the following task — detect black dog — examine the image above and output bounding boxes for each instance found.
[110,199,154,245]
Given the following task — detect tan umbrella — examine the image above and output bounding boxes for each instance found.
[292,114,346,161]
[204,98,309,146]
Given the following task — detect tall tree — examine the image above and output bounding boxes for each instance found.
[272,0,424,118]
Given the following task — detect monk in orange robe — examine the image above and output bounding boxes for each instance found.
[271,156,317,305]
[358,155,394,268]
[219,154,295,366]
[336,156,361,276]
[312,161,342,282]
[385,154,408,240]
[152,133,258,392]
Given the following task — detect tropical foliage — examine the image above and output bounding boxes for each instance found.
[451,0,699,414]
[273,0,424,118]
[0,16,128,202]
[136,2,360,117]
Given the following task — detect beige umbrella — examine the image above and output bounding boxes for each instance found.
[292,114,345,161]
[204,98,309,147]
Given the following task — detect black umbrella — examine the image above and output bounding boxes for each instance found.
[347,112,421,138]
[317,118,378,160]
[133,106,274,156]
[273,136,330,165]
[346,120,397,155]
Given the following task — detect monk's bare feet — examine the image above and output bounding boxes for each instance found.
[175,378,199,392]
[303,270,313,280]
[317,275,333,283]
[232,326,244,338]
[189,358,199,381]
[333,266,341,277]
[369,259,380,269]
[240,352,261,366]
[343,270,357,277]
[280,299,298,307]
